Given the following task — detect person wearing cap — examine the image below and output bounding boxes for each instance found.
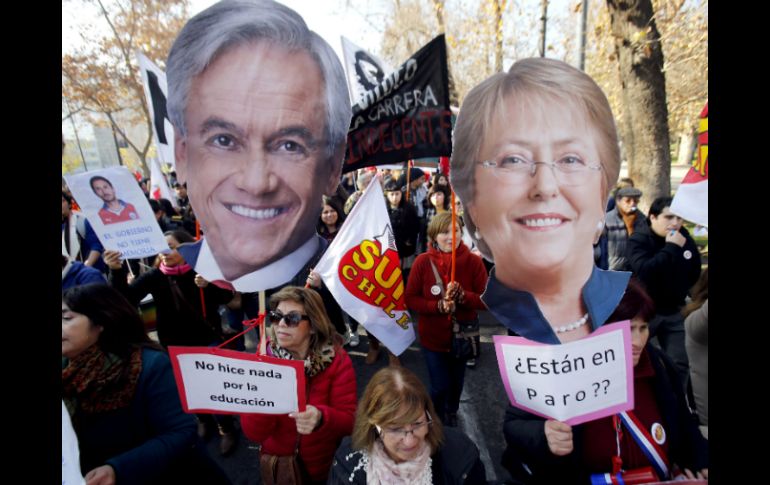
[399,167,428,217]
[627,196,701,391]
[602,186,646,271]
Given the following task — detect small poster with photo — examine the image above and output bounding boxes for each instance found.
[64,166,169,259]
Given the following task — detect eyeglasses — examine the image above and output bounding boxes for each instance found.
[377,413,433,440]
[267,310,309,327]
[477,154,602,186]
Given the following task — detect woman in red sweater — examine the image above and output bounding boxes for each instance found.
[405,212,488,427]
[241,286,357,484]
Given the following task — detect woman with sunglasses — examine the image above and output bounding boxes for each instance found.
[241,286,356,484]
[328,366,486,484]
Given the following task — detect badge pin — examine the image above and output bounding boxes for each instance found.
[430,285,441,296]
[683,250,692,260]
[651,422,666,445]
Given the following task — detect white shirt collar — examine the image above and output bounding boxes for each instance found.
[197,236,319,292]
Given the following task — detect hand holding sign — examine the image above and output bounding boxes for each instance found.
[290,405,323,435]
[544,420,574,456]
[494,321,634,425]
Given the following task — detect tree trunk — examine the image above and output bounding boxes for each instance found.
[539,0,549,57]
[577,0,588,70]
[606,0,671,208]
[676,129,696,166]
[494,0,505,72]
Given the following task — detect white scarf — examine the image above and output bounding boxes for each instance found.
[62,215,81,261]
[365,439,432,485]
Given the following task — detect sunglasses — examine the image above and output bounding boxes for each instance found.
[268,310,309,327]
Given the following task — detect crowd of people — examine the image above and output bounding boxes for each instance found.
[62,1,708,484]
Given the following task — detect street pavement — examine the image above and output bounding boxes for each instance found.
[204,311,514,484]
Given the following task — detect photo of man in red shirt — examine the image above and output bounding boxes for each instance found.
[90,175,140,225]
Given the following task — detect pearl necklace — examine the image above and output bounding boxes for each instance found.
[553,313,589,334]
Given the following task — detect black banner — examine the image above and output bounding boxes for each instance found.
[343,35,452,173]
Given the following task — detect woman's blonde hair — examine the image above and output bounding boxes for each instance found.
[450,57,621,261]
[269,286,336,354]
[351,367,444,453]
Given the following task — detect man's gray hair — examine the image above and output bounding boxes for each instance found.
[166,0,351,158]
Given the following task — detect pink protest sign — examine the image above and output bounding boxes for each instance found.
[494,320,634,425]
[168,346,306,415]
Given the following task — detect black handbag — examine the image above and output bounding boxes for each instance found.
[451,317,480,360]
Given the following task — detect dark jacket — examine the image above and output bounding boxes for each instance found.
[627,223,701,315]
[603,207,647,271]
[328,427,487,484]
[387,201,420,259]
[72,348,229,484]
[501,345,708,484]
[110,266,233,348]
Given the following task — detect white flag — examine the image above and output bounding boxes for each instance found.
[671,103,708,227]
[314,175,415,355]
[136,52,175,169]
[340,36,392,105]
[149,158,177,208]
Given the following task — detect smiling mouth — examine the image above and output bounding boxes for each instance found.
[227,204,288,220]
[517,216,567,228]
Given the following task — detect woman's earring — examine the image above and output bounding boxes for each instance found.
[474,229,482,240]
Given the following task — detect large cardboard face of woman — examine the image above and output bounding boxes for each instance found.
[468,94,605,280]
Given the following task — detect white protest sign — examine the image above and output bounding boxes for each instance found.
[64,167,168,259]
[62,400,85,485]
[494,320,634,425]
[168,347,307,415]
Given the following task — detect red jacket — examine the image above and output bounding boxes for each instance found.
[405,243,488,352]
[241,347,357,481]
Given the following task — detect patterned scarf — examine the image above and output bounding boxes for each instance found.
[62,344,142,417]
[365,439,433,485]
[268,330,335,377]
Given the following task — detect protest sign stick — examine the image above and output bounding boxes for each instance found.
[194,219,207,318]
[405,162,412,202]
[450,190,457,283]
[258,291,267,356]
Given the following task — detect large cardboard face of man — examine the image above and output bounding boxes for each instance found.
[175,41,341,281]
